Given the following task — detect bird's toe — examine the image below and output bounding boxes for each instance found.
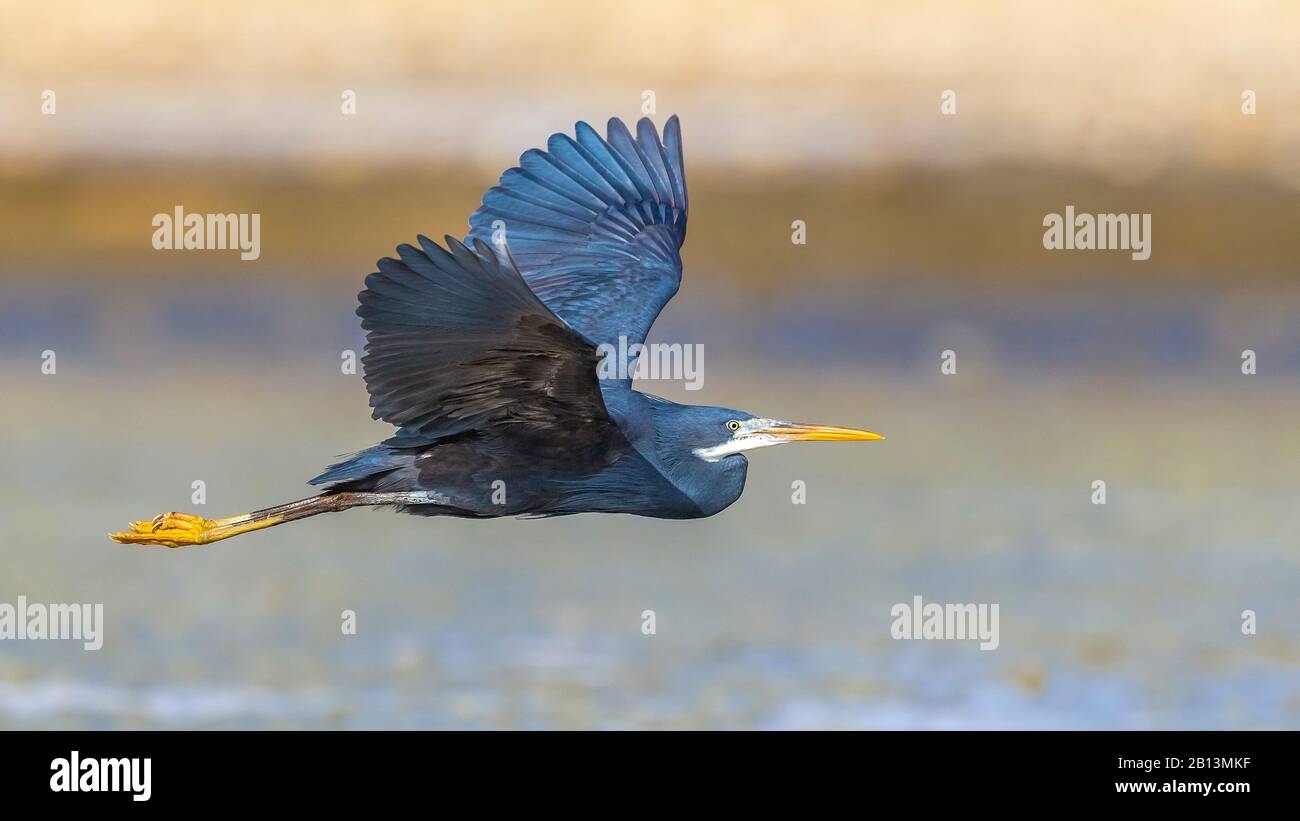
[111,511,214,547]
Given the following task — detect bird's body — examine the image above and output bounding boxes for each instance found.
[314,393,749,520]
[112,115,879,548]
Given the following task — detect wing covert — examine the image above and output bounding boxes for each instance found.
[357,236,613,445]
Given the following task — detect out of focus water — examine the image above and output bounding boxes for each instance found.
[1,285,1298,728]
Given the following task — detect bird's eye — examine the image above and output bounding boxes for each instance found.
[727,420,741,431]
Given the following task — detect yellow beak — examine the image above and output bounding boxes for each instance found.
[758,421,885,443]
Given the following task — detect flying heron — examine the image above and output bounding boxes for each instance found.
[111,116,883,548]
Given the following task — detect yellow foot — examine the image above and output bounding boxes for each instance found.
[110,511,219,548]
[110,509,275,548]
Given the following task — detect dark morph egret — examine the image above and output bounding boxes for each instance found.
[111,116,882,548]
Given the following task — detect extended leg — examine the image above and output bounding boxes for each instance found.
[109,491,434,548]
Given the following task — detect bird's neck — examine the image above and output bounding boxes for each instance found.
[638,395,748,517]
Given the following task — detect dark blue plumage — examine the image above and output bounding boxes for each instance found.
[466,116,687,366]
[312,116,752,519]
[305,116,879,521]
[111,116,880,548]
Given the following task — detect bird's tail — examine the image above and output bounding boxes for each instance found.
[108,491,402,548]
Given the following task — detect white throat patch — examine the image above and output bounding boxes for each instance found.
[692,418,785,462]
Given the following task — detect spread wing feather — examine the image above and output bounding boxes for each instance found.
[466,116,688,358]
[355,235,612,446]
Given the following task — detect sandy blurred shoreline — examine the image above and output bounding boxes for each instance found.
[3,161,1298,287]
[3,1,1298,178]
[5,1,1296,287]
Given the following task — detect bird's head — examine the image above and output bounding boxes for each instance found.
[685,406,884,462]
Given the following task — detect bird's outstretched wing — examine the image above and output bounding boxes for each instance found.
[357,236,613,445]
[466,115,688,354]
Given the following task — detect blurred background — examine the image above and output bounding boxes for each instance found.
[1,0,1298,728]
